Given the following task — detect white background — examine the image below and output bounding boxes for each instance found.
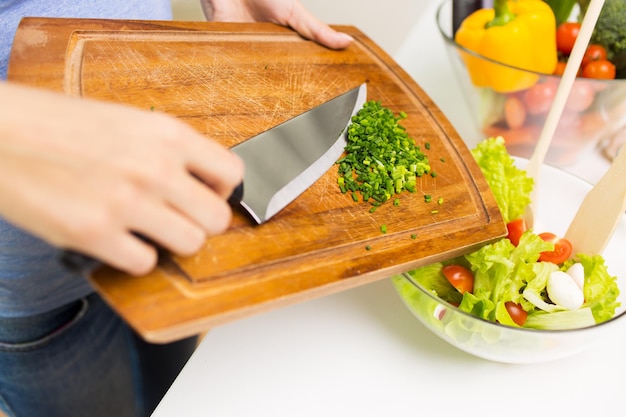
[153,1,623,416]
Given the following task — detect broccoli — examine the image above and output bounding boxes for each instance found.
[578,0,626,61]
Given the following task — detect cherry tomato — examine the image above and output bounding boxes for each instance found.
[442,264,474,294]
[505,301,528,326]
[582,44,608,68]
[504,96,526,129]
[506,218,527,247]
[556,22,581,55]
[523,81,556,115]
[582,59,616,80]
[538,232,573,264]
[564,81,595,112]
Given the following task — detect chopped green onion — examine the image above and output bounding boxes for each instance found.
[336,100,430,208]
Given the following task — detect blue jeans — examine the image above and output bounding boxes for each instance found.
[0,293,197,417]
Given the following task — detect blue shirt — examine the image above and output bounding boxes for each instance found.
[0,0,173,317]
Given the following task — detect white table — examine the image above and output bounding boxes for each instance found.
[153,2,624,416]
[153,276,626,416]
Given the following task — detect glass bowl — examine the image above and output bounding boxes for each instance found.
[392,157,626,364]
[436,0,626,167]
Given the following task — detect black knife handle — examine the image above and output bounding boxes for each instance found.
[228,182,243,206]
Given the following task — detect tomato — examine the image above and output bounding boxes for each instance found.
[506,218,527,246]
[522,81,556,115]
[582,59,616,80]
[505,302,528,326]
[582,44,608,68]
[442,264,474,294]
[556,22,581,55]
[538,232,573,264]
[504,96,526,129]
[564,81,595,112]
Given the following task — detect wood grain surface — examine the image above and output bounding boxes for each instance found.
[8,18,505,343]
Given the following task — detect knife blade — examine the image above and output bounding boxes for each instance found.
[229,83,367,223]
[59,83,367,274]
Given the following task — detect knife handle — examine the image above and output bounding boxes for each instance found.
[228,182,244,206]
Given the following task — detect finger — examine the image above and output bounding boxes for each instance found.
[161,170,234,235]
[87,232,159,276]
[185,138,245,200]
[125,196,211,257]
[285,3,354,50]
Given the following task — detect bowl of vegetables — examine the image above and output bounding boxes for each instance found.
[392,137,626,364]
[437,0,626,167]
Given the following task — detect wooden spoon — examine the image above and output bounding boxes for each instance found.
[523,0,605,228]
[565,147,626,255]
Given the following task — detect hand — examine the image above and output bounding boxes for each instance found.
[201,0,353,49]
[0,82,244,275]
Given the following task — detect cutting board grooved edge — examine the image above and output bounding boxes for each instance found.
[65,33,85,96]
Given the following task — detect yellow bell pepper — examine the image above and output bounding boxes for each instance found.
[454,0,558,93]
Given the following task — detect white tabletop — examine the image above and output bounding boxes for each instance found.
[153,2,624,416]
[153,278,626,417]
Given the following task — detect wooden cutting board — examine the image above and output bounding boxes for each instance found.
[8,18,506,343]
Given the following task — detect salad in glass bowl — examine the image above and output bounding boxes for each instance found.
[392,137,625,364]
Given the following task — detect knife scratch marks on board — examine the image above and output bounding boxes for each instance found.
[81,39,360,150]
[172,52,222,113]
[279,57,345,111]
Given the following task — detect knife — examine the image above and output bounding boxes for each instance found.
[59,83,367,274]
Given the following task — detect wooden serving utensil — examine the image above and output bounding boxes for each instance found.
[523,0,605,228]
[565,147,626,255]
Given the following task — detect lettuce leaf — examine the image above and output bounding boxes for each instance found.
[502,253,620,330]
[572,253,620,323]
[458,231,553,321]
[471,137,533,223]
[524,308,596,330]
[404,263,463,306]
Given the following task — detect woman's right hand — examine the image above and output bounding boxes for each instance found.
[0,82,244,275]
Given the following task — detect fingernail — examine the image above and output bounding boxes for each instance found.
[338,32,354,42]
